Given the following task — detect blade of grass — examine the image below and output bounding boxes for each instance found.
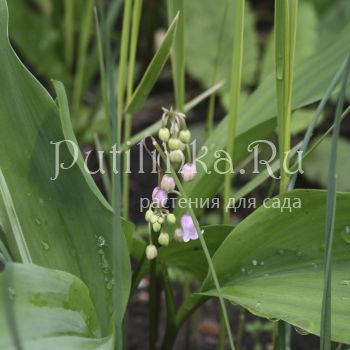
[94,7,110,144]
[117,0,133,145]
[274,1,298,348]
[126,13,179,115]
[72,0,94,114]
[152,139,235,350]
[98,2,131,349]
[123,0,143,219]
[206,0,229,137]
[185,81,225,113]
[223,0,245,223]
[293,105,350,169]
[320,54,350,350]
[288,59,346,190]
[275,0,298,194]
[167,0,185,111]
[63,0,74,69]
[0,169,31,264]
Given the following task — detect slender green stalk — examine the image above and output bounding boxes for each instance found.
[274,1,298,348]
[94,8,110,144]
[320,55,350,350]
[223,0,245,224]
[63,0,74,69]
[274,0,298,194]
[153,140,235,350]
[117,0,133,145]
[206,0,229,138]
[98,1,129,348]
[149,258,159,350]
[167,0,185,111]
[72,0,94,114]
[123,0,143,219]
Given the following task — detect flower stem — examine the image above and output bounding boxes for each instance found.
[153,139,235,350]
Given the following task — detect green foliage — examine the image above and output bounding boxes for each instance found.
[184,0,258,104]
[0,0,131,335]
[0,263,113,350]
[260,1,318,81]
[203,190,350,344]
[177,23,350,218]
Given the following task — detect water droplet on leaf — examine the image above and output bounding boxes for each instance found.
[97,235,106,247]
[40,240,50,251]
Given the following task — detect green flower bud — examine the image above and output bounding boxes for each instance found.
[145,209,153,222]
[158,216,164,224]
[158,128,170,142]
[168,137,181,150]
[146,244,158,260]
[169,150,184,163]
[179,129,191,143]
[167,213,176,224]
[152,222,161,232]
[158,233,169,246]
[179,141,186,151]
[150,215,158,224]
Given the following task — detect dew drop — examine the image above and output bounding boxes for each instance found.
[240,268,246,273]
[106,279,115,290]
[97,235,106,247]
[252,260,258,266]
[40,240,50,251]
[340,280,350,286]
[260,261,264,266]
[35,218,42,225]
[341,226,350,244]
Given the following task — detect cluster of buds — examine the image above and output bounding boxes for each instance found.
[145,108,199,260]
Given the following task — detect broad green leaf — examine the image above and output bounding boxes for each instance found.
[179,22,350,216]
[126,13,179,115]
[303,136,350,192]
[0,0,130,333]
[203,190,350,344]
[184,0,258,99]
[0,263,114,350]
